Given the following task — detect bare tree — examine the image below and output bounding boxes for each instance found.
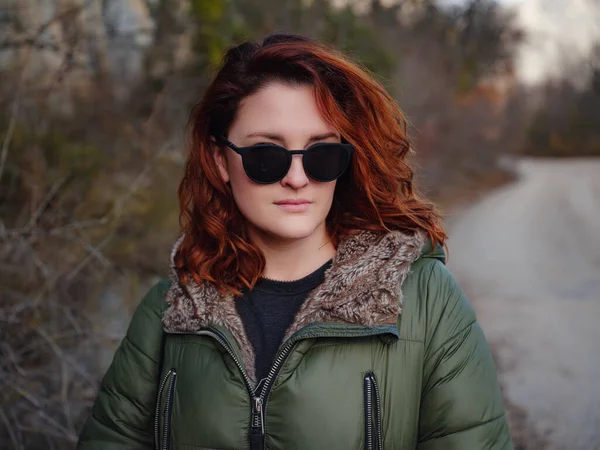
[0,3,181,449]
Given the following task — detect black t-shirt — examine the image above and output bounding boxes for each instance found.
[235,258,333,383]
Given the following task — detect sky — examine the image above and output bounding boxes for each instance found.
[515,0,600,84]
[442,0,600,84]
[333,0,600,84]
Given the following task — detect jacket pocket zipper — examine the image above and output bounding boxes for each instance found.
[363,371,383,450]
[155,368,177,450]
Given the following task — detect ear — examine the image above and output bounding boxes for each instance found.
[210,136,230,184]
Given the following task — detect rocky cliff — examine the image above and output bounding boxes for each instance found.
[0,0,191,99]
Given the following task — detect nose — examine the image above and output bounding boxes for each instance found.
[280,154,309,188]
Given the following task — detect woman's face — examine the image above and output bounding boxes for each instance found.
[213,82,340,243]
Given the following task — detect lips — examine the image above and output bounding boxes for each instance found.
[274,199,312,205]
[274,199,312,212]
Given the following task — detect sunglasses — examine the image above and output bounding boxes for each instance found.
[216,135,354,184]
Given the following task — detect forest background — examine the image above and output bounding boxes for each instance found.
[1,0,599,449]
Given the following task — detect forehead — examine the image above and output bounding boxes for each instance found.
[232,82,335,137]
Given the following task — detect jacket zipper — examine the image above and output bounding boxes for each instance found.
[364,371,383,450]
[155,369,173,450]
[257,338,299,446]
[168,328,393,450]
[177,328,300,450]
[162,369,177,450]
[190,329,265,450]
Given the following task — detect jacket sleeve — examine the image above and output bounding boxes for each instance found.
[77,279,171,450]
[417,261,513,450]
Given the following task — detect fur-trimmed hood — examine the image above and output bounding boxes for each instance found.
[163,229,427,385]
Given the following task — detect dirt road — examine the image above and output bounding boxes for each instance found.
[446,158,600,449]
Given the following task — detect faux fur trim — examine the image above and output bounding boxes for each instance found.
[162,230,427,386]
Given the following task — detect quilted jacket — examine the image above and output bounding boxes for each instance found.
[77,229,512,449]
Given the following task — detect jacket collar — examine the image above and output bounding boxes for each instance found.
[163,229,427,384]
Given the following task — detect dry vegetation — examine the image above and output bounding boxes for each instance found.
[1,0,598,448]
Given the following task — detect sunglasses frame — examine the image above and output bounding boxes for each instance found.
[216,135,355,184]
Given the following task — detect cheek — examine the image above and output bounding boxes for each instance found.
[318,182,337,210]
[226,154,251,191]
[227,156,247,184]
[228,159,266,210]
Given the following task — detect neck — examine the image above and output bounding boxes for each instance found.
[248,223,336,281]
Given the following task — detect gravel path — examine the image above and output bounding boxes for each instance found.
[446,158,600,449]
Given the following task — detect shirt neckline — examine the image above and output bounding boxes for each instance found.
[252,258,333,294]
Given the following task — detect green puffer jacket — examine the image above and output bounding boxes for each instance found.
[77,230,512,450]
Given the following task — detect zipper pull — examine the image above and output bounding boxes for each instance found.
[255,377,266,395]
[250,396,265,450]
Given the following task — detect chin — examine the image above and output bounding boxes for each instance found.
[261,219,322,241]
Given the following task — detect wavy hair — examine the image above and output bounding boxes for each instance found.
[176,34,446,295]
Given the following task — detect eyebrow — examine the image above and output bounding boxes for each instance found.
[245,132,339,143]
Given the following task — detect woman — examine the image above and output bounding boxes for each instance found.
[77,34,512,450]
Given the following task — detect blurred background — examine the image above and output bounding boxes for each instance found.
[1,0,599,449]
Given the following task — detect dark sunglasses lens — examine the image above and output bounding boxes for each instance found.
[243,145,290,183]
[303,144,351,181]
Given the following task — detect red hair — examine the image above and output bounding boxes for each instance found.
[177,34,446,295]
